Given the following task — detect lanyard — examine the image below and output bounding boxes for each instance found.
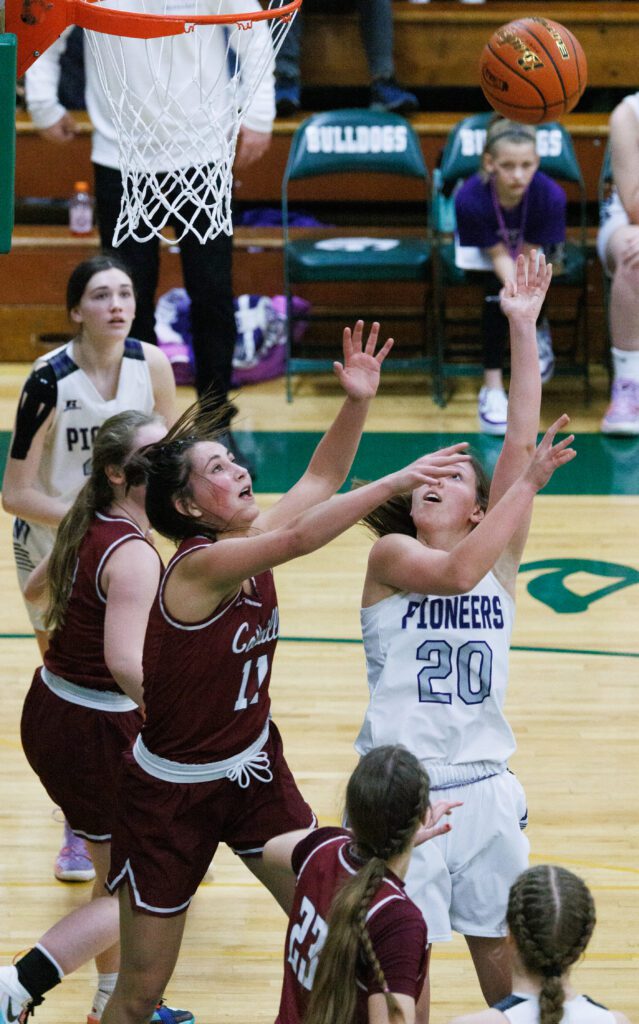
[489,176,529,259]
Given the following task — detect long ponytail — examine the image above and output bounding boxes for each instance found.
[45,410,163,630]
[304,746,430,1024]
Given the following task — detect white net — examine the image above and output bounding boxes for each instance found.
[84,0,298,243]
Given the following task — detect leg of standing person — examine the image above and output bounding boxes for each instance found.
[179,226,256,471]
[101,894,187,1024]
[360,0,418,113]
[274,3,303,115]
[478,273,509,436]
[93,162,161,346]
[602,225,639,434]
[0,842,120,1021]
[464,936,512,1006]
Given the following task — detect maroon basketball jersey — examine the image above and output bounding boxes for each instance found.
[45,512,159,691]
[277,827,427,1024]
[141,536,279,763]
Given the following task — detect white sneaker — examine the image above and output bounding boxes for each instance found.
[601,379,639,435]
[0,966,32,1024]
[478,386,508,435]
[536,316,555,384]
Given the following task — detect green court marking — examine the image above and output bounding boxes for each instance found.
[1,631,637,657]
[2,430,639,495]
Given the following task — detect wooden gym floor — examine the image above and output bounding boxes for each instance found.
[0,364,637,1023]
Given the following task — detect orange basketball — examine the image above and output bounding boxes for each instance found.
[479,17,587,125]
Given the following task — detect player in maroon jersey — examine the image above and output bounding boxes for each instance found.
[0,411,193,1024]
[264,746,459,1024]
[100,321,474,1024]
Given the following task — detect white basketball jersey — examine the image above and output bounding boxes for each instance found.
[355,571,516,768]
[36,338,154,506]
[499,993,616,1024]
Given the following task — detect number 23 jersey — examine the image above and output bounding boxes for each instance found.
[355,571,516,766]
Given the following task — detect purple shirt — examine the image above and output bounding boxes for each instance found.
[455,170,566,251]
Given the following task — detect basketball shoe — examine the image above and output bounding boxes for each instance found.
[54,821,96,882]
[0,966,33,1024]
[601,379,639,435]
[478,386,508,436]
[370,78,419,114]
[87,997,195,1024]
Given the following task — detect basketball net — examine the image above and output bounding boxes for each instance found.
[83,0,300,244]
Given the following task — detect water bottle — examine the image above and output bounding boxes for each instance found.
[69,181,94,236]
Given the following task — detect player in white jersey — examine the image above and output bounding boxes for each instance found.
[1,254,176,881]
[449,865,631,1024]
[355,251,577,1011]
[596,92,639,434]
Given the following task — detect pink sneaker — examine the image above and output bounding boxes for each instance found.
[601,379,639,435]
[54,821,95,882]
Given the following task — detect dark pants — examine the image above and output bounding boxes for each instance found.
[94,162,236,412]
[479,271,509,372]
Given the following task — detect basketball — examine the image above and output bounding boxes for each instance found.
[479,17,587,124]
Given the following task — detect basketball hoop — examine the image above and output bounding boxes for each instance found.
[12,0,301,243]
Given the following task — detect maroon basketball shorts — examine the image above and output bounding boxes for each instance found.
[21,668,143,842]
[107,721,315,916]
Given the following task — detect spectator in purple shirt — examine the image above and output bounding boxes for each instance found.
[455,118,566,435]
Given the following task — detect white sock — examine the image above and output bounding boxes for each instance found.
[612,347,639,384]
[90,972,118,1018]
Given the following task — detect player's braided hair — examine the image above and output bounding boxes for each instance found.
[127,392,239,545]
[507,865,596,1024]
[45,410,163,630]
[360,452,490,539]
[303,746,430,1024]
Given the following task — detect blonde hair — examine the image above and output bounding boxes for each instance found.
[480,115,537,182]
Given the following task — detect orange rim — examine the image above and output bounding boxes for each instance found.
[72,0,301,38]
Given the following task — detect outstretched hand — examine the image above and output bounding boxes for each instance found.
[524,413,576,492]
[390,442,472,495]
[333,320,394,401]
[499,249,553,322]
[413,800,463,846]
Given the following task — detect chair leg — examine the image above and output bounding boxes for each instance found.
[285,290,293,404]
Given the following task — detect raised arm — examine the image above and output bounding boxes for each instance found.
[367,416,575,601]
[177,445,471,604]
[258,321,394,531]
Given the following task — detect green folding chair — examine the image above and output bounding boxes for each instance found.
[432,113,590,405]
[282,108,432,401]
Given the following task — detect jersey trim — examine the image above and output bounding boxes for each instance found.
[494,995,527,1011]
[123,338,146,361]
[159,542,243,631]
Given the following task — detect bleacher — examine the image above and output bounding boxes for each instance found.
[6,1,637,363]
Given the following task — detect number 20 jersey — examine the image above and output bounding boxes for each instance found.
[355,571,516,767]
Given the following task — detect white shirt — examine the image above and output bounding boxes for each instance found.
[355,571,516,769]
[25,0,275,171]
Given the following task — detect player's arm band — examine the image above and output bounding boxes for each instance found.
[10,366,58,460]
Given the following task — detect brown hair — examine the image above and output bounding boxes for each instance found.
[128,395,238,545]
[304,746,430,1024]
[45,410,164,630]
[507,865,596,1024]
[360,452,490,539]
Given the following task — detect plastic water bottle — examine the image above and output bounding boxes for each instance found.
[69,181,94,236]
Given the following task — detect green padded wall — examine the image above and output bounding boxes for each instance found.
[0,33,17,254]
